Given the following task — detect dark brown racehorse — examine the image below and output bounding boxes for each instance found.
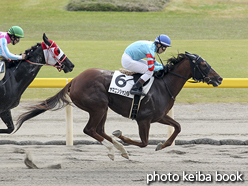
[16,52,222,160]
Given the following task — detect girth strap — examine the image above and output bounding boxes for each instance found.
[129,95,142,120]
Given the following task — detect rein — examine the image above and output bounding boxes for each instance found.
[156,54,188,101]
[25,57,65,72]
[157,53,189,80]
[168,70,188,80]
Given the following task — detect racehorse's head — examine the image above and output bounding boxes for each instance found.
[185,52,223,87]
[41,33,74,73]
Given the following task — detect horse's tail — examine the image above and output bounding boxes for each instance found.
[14,81,72,133]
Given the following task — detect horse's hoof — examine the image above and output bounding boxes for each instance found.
[112,130,122,138]
[155,143,162,151]
[24,152,39,169]
[108,154,115,161]
[121,153,129,159]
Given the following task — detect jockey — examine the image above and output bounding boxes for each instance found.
[0,26,26,61]
[121,34,171,96]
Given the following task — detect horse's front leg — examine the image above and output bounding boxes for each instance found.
[155,114,181,151]
[0,110,14,134]
[113,120,150,148]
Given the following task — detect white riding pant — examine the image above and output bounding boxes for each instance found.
[121,53,154,82]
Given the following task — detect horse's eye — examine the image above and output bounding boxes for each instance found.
[202,63,208,68]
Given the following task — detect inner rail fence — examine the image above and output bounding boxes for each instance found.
[28,78,248,146]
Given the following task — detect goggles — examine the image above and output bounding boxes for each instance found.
[161,45,167,51]
[15,37,20,42]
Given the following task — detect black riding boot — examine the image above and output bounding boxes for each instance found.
[130,79,146,96]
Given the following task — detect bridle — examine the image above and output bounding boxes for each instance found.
[187,53,213,84]
[157,52,212,83]
[156,52,213,100]
[25,41,67,72]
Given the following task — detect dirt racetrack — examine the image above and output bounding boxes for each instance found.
[0,102,247,185]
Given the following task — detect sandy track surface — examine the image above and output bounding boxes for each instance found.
[0,102,247,185]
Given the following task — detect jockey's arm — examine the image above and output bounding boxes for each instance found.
[147,53,155,71]
[154,61,162,66]
[0,38,22,60]
[147,54,163,72]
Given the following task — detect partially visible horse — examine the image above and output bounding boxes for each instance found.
[0,33,74,134]
[16,52,222,160]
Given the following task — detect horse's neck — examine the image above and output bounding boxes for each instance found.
[4,48,44,91]
[16,46,44,86]
[15,61,42,85]
[4,61,41,93]
[165,60,191,98]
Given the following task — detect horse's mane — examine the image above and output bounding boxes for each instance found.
[24,43,41,58]
[166,53,186,67]
[0,43,41,68]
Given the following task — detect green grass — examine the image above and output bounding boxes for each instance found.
[1,0,248,41]
[1,0,248,102]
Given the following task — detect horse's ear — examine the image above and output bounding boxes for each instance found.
[185,51,196,60]
[185,51,192,56]
[43,33,51,46]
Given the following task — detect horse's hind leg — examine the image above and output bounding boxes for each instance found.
[96,119,129,159]
[155,114,181,151]
[0,110,14,134]
[83,111,116,160]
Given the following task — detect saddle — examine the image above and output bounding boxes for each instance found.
[0,61,5,81]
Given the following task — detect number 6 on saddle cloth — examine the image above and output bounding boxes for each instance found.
[108,70,154,119]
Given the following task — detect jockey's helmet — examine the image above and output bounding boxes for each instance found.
[155,34,171,47]
[8,26,24,38]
